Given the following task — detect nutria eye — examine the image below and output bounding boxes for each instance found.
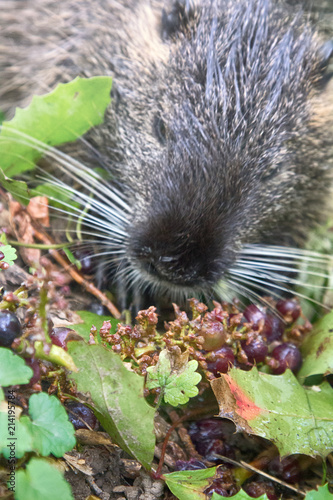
[153,115,167,144]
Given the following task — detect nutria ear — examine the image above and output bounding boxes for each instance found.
[161,0,197,39]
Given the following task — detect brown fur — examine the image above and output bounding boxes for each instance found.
[0,0,332,298]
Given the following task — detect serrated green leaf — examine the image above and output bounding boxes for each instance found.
[211,366,333,458]
[71,310,120,341]
[68,341,155,469]
[0,349,33,386]
[0,76,112,178]
[23,392,76,457]
[0,411,34,459]
[305,484,333,500]
[0,245,17,267]
[298,310,333,381]
[146,349,202,406]
[14,458,74,500]
[164,467,217,500]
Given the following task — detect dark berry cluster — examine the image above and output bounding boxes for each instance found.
[101,298,310,381]
[175,417,306,498]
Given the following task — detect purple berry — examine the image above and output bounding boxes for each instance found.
[188,418,232,443]
[205,483,229,497]
[206,346,235,375]
[268,456,301,484]
[74,249,95,275]
[196,438,225,462]
[276,299,301,323]
[0,310,22,347]
[244,305,266,327]
[271,343,302,374]
[66,401,97,430]
[241,337,268,363]
[244,481,278,500]
[244,305,284,341]
[175,459,207,471]
[262,315,284,342]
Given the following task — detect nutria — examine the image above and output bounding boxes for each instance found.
[1,0,332,303]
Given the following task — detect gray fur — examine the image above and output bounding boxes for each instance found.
[0,0,332,298]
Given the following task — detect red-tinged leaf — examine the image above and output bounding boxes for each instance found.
[211,366,333,457]
[223,374,262,421]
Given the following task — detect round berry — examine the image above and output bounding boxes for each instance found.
[205,482,229,497]
[244,304,266,327]
[175,459,207,471]
[268,456,301,484]
[188,418,232,443]
[74,249,95,275]
[0,310,22,347]
[196,438,225,462]
[241,337,268,363]
[244,481,277,500]
[206,346,235,376]
[201,321,226,351]
[262,315,284,342]
[271,343,302,374]
[66,401,97,430]
[276,299,301,323]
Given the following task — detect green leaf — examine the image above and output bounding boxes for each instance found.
[68,341,156,469]
[305,484,333,500]
[146,348,202,406]
[71,310,119,341]
[22,392,76,457]
[0,392,75,459]
[14,458,74,500]
[0,411,34,459]
[33,183,80,212]
[0,76,112,178]
[0,349,33,386]
[0,168,32,206]
[295,217,333,320]
[298,311,333,381]
[0,245,17,267]
[164,467,217,500]
[211,366,333,458]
